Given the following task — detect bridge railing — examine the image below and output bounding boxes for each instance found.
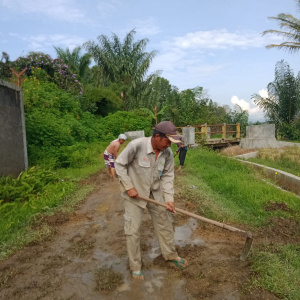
[176,123,241,140]
[195,123,241,140]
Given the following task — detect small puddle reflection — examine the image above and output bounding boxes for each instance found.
[148,246,161,259]
[174,218,205,247]
[93,250,112,261]
[97,204,110,213]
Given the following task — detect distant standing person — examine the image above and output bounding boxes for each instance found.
[104,134,127,179]
[174,134,188,171]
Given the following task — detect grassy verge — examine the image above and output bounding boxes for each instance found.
[251,244,300,300]
[0,143,107,261]
[177,147,300,226]
[247,147,300,177]
[176,147,300,299]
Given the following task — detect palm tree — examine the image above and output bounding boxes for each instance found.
[54,46,91,81]
[252,60,300,138]
[84,29,158,109]
[263,0,300,52]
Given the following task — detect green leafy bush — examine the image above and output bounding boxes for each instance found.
[0,167,58,203]
[81,85,123,116]
[23,71,81,115]
[101,110,152,138]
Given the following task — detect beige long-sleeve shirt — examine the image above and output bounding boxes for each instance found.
[115,137,175,208]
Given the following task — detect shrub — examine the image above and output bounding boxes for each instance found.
[0,167,58,204]
[101,110,152,138]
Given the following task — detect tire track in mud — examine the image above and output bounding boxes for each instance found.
[0,171,279,300]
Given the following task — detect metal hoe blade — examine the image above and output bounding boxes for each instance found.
[240,232,253,261]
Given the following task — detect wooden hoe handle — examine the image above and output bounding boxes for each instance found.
[138,195,251,238]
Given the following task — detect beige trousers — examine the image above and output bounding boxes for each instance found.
[123,198,178,271]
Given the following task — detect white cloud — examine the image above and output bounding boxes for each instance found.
[172,29,266,50]
[231,95,265,121]
[96,0,122,17]
[231,95,250,111]
[258,88,268,98]
[0,0,88,23]
[23,34,86,53]
[160,28,285,53]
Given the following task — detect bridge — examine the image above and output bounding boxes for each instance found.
[177,123,241,149]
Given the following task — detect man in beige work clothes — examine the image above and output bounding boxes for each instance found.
[115,121,188,280]
[104,134,127,179]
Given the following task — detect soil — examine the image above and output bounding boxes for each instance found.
[1,170,297,300]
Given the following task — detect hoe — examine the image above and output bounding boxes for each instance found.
[139,195,253,261]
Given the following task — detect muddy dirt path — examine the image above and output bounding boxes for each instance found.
[0,171,279,300]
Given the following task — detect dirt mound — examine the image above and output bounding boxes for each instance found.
[264,201,290,212]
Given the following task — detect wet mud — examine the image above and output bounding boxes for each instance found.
[0,171,282,300]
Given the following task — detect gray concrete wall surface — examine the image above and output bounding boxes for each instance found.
[246,124,276,139]
[240,138,281,149]
[0,79,28,177]
[124,130,145,140]
[182,126,195,146]
[234,151,258,160]
[240,124,300,149]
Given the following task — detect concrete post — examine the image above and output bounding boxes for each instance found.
[124,130,145,140]
[182,126,195,146]
[222,123,226,140]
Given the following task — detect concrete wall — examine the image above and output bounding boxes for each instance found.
[0,79,28,177]
[182,126,195,146]
[246,124,276,139]
[240,124,300,149]
[124,130,145,140]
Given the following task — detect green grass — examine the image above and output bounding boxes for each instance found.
[249,147,300,176]
[248,157,300,177]
[251,244,300,300]
[178,147,300,226]
[176,147,300,298]
[0,147,106,261]
[247,147,300,177]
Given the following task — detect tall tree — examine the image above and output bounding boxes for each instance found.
[252,60,300,138]
[263,0,300,52]
[84,29,158,109]
[230,104,249,127]
[139,76,172,110]
[54,46,91,81]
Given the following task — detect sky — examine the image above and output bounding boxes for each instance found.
[1,0,300,121]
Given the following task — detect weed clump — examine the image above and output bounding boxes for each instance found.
[95,267,123,291]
